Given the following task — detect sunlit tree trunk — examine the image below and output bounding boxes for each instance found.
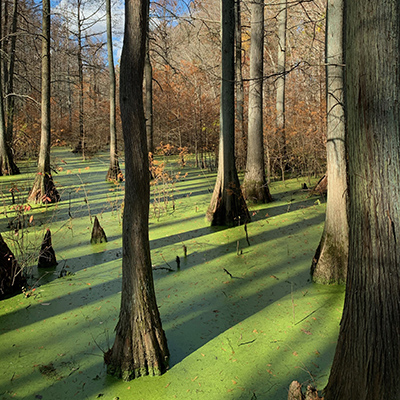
[234,0,245,171]
[144,32,154,154]
[243,0,272,203]
[311,0,347,284]
[28,0,59,203]
[276,0,287,181]
[206,0,250,226]
[105,0,122,182]
[324,0,400,397]
[104,0,169,380]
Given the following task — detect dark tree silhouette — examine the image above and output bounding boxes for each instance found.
[0,234,25,299]
[104,0,169,380]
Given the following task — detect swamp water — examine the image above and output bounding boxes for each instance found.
[0,148,344,400]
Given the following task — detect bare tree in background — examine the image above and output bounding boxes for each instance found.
[206,0,250,226]
[28,0,59,203]
[105,0,122,182]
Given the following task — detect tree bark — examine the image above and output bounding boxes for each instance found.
[324,1,400,398]
[91,216,107,244]
[276,0,287,181]
[144,32,154,155]
[311,0,347,284]
[72,0,85,158]
[243,0,272,204]
[5,0,18,149]
[0,0,18,176]
[104,0,169,380]
[27,0,59,204]
[234,0,246,171]
[38,229,57,268]
[206,0,250,226]
[0,233,25,299]
[105,0,122,182]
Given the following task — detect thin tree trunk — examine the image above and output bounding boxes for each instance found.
[73,0,85,158]
[105,0,169,380]
[105,0,122,182]
[276,0,287,181]
[234,0,245,171]
[243,0,272,203]
[5,0,18,148]
[0,0,18,175]
[324,1,400,398]
[27,0,59,203]
[206,0,250,226]
[311,0,347,284]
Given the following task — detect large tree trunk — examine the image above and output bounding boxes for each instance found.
[206,0,250,226]
[243,0,272,204]
[105,0,122,182]
[276,0,287,181]
[104,0,169,380]
[144,32,154,155]
[27,0,59,204]
[311,0,347,284]
[324,1,400,398]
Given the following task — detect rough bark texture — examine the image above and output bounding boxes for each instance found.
[38,229,57,268]
[311,0,348,285]
[104,0,169,380]
[27,0,59,204]
[144,33,154,155]
[206,0,250,226]
[91,216,107,244]
[324,1,400,398]
[243,0,272,204]
[0,233,25,299]
[105,0,122,182]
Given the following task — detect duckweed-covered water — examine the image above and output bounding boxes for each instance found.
[0,148,344,400]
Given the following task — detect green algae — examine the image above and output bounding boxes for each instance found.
[0,149,345,400]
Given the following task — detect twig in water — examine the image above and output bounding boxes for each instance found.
[244,223,251,246]
[238,339,256,346]
[153,265,174,272]
[291,282,295,324]
[183,244,187,257]
[223,268,233,279]
[76,174,92,223]
[161,253,173,269]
